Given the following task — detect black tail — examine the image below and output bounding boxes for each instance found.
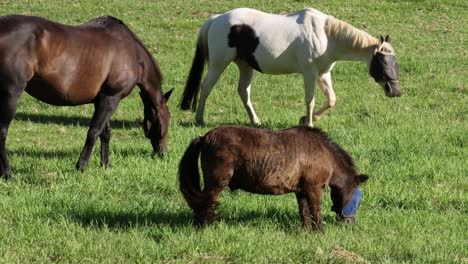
[178,137,207,210]
[180,38,206,111]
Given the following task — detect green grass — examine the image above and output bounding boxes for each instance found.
[1,0,467,262]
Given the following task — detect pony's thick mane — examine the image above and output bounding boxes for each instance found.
[304,127,356,170]
[325,17,379,51]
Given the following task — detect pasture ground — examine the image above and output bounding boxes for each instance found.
[0,0,466,263]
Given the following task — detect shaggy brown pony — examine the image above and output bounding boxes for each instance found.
[179,125,368,232]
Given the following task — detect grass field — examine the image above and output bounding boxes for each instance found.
[0,0,467,263]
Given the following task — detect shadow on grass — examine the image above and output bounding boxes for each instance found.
[10,148,78,159]
[67,207,339,232]
[14,112,140,129]
[68,208,192,229]
[176,120,295,130]
[9,144,153,159]
[219,207,339,231]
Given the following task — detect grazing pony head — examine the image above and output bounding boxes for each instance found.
[324,135,369,222]
[369,35,401,97]
[330,174,369,222]
[140,89,173,156]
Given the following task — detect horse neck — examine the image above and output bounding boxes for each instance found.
[325,137,358,192]
[329,166,357,205]
[141,84,165,112]
[137,46,165,111]
[325,18,379,64]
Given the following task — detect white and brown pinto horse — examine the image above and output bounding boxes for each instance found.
[180,8,401,127]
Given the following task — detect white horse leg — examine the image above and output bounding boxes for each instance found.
[196,64,227,125]
[301,70,318,127]
[313,72,336,121]
[236,62,260,125]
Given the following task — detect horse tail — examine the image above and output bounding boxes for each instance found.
[179,136,207,211]
[179,19,212,111]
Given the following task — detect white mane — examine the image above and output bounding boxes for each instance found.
[325,17,380,52]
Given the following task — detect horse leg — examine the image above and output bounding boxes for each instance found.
[195,186,224,226]
[0,89,23,180]
[99,121,111,168]
[76,94,120,171]
[305,185,324,233]
[300,70,318,127]
[295,192,312,229]
[313,72,336,121]
[195,155,233,226]
[235,61,260,125]
[195,62,228,125]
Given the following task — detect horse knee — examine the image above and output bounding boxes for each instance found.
[85,128,100,145]
[0,127,7,141]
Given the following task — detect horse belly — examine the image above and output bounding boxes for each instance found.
[257,172,298,194]
[25,76,97,106]
[232,167,298,195]
[255,49,300,74]
[253,33,301,74]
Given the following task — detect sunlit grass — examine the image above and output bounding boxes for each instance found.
[0,0,467,262]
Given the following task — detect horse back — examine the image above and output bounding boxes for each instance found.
[209,8,331,74]
[200,125,335,194]
[0,15,141,105]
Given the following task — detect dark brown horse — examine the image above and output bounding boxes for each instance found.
[179,125,368,232]
[0,15,173,179]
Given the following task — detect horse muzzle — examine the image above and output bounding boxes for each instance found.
[337,187,362,224]
[337,214,356,224]
[384,80,402,97]
[151,140,167,157]
[156,148,167,157]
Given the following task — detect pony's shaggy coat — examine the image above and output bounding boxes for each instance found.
[179,125,368,232]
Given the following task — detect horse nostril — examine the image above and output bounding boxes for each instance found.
[390,89,402,97]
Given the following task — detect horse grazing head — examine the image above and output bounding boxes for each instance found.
[369,35,401,97]
[330,174,369,223]
[140,89,173,156]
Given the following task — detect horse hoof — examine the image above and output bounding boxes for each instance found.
[101,162,111,169]
[2,172,16,182]
[195,119,205,127]
[2,169,14,181]
[299,116,314,127]
[75,162,87,172]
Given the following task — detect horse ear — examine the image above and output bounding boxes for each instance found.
[385,35,391,43]
[356,174,369,185]
[379,36,384,44]
[164,89,174,102]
